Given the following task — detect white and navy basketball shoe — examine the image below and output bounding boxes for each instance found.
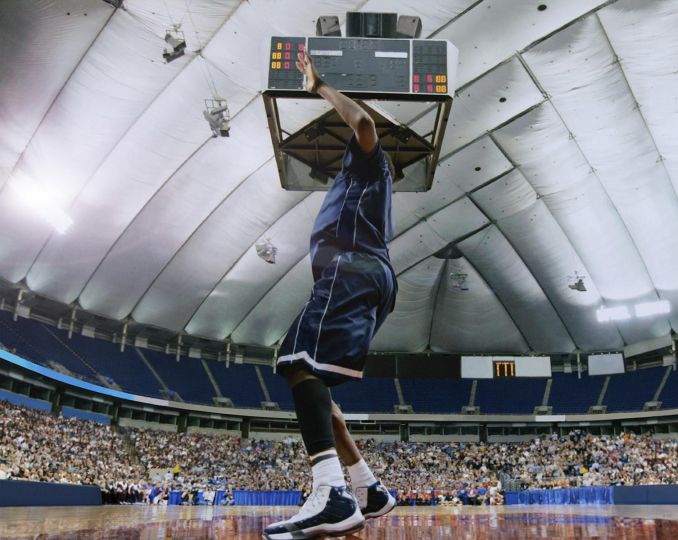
[262,485,364,539]
[355,481,396,519]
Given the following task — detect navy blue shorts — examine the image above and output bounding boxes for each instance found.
[277,252,396,386]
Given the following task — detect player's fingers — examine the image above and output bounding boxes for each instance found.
[304,50,312,64]
[295,61,304,74]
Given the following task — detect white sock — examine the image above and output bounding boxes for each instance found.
[311,450,346,490]
[348,458,377,488]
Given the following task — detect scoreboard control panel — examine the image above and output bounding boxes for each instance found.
[266,36,457,97]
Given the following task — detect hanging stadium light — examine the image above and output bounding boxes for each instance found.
[255,238,277,264]
[163,27,186,63]
[596,305,631,323]
[634,300,671,318]
[203,98,230,137]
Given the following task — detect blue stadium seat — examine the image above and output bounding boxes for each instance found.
[330,378,398,413]
[475,378,546,414]
[210,362,265,408]
[399,378,472,413]
[0,310,96,380]
[259,367,294,411]
[142,349,216,404]
[659,367,678,409]
[604,367,666,412]
[549,372,604,413]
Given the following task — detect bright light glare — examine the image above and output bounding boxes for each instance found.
[9,178,73,234]
[596,305,631,322]
[634,300,671,317]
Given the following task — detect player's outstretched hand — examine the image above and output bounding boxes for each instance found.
[296,48,322,93]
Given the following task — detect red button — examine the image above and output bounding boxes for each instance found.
[427,84,433,92]
[284,52,290,60]
[285,42,291,50]
[426,74,433,83]
[413,84,420,92]
[298,43,304,51]
[413,74,420,83]
[283,62,290,69]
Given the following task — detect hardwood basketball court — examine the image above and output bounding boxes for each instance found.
[2,505,677,539]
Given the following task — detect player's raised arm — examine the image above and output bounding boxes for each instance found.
[296,49,378,154]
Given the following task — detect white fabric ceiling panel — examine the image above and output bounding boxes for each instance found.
[0,9,193,283]
[435,0,608,87]
[27,58,256,304]
[0,0,112,187]
[457,226,575,353]
[525,15,678,327]
[494,103,657,302]
[473,180,623,350]
[132,160,306,330]
[371,257,444,352]
[76,101,271,320]
[393,135,511,234]
[389,198,489,275]
[412,57,544,159]
[186,193,324,340]
[231,257,313,347]
[599,0,678,196]
[430,258,529,353]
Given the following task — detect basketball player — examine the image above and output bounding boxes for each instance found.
[263,49,397,540]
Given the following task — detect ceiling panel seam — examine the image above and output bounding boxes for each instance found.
[1,3,119,191]
[424,259,450,351]
[595,12,678,200]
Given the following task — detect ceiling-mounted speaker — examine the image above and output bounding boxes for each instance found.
[316,16,341,37]
[397,15,422,38]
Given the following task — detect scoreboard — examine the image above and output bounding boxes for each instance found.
[266,36,457,97]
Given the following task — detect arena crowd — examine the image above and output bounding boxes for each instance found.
[1,400,677,505]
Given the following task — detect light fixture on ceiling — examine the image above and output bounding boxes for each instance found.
[568,272,587,292]
[8,175,73,234]
[449,273,468,291]
[596,305,631,323]
[255,238,277,264]
[635,300,671,318]
[203,98,230,137]
[163,26,186,63]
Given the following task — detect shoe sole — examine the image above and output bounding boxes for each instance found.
[362,496,396,520]
[262,515,365,539]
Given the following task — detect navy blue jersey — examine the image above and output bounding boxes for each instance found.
[310,135,394,282]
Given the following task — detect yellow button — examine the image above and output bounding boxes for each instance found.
[276,61,281,69]
[271,61,277,69]
[276,42,282,50]
[441,85,447,93]
[271,52,277,59]
[440,75,446,83]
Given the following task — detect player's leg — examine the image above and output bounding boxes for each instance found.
[263,367,364,540]
[331,400,396,519]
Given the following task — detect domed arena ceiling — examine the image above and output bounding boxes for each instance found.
[1,0,677,356]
